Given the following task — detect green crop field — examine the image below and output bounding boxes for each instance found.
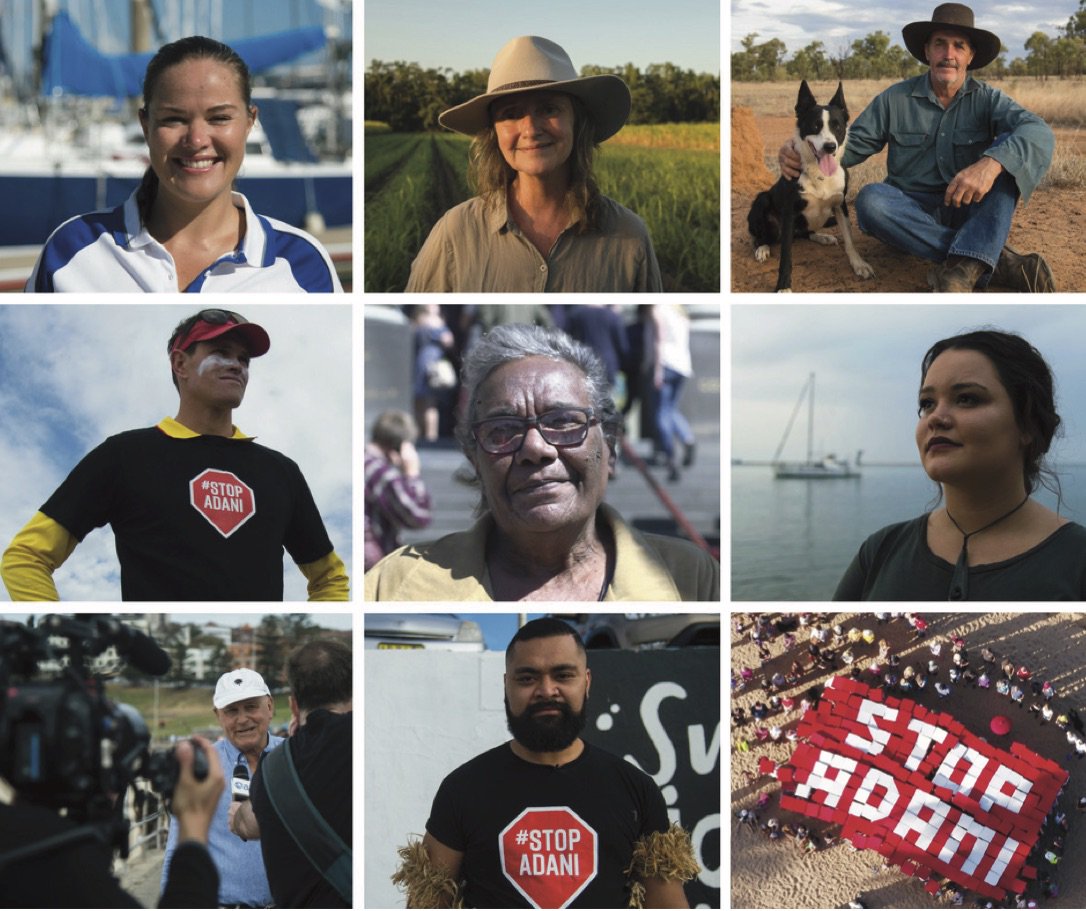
[364,125,720,292]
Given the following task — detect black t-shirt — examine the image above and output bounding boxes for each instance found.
[250,710,352,908]
[0,802,217,908]
[41,427,334,600]
[834,514,1086,600]
[426,741,669,909]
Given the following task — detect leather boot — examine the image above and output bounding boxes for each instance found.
[931,256,986,293]
[992,245,1056,292]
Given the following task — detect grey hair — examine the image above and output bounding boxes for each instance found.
[455,323,623,513]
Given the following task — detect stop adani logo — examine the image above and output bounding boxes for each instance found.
[190,468,255,538]
[499,807,598,908]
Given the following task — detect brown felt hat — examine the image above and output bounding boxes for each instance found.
[438,36,631,142]
[903,4,1001,70]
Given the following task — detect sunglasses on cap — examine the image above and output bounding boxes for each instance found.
[169,309,270,357]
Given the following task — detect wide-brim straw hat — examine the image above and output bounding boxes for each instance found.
[438,36,631,142]
[902,3,1001,70]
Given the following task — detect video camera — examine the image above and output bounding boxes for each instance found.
[0,614,207,860]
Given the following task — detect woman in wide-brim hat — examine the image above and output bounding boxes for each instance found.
[405,35,662,293]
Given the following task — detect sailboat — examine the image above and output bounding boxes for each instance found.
[772,373,861,479]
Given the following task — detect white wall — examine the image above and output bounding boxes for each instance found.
[365,650,510,909]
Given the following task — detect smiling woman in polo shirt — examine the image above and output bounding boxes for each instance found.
[26,36,341,293]
[405,36,662,293]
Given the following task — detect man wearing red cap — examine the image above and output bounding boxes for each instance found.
[0,309,348,600]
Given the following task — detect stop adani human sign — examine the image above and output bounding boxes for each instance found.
[777,676,1067,901]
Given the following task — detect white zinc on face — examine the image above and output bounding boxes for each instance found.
[197,351,249,380]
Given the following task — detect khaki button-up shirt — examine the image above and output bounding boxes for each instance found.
[405,193,663,292]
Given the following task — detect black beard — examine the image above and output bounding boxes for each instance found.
[505,693,587,753]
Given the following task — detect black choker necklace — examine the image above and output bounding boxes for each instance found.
[945,494,1030,601]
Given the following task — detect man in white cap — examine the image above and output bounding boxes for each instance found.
[160,668,284,908]
[779,3,1054,293]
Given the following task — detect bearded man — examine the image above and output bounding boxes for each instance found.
[393,618,698,908]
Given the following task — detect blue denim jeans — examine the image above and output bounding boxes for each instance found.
[854,169,1018,289]
[655,367,694,460]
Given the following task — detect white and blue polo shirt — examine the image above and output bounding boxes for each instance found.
[27,190,343,293]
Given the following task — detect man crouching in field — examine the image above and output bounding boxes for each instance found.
[780,3,1055,292]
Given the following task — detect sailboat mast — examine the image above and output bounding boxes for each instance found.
[807,372,814,464]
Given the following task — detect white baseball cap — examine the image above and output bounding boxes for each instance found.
[213,668,271,709]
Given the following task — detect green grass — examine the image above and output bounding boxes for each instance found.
[364,129,720,291]
[612,122,720,151]
[433,133,471,198]
[597,144,720,291]
[365,133,425,187]
[105,684,222,743]
[364,138,441,292]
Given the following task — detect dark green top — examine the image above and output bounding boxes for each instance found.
[834,514,1086,601]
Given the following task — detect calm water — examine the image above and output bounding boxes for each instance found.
[731,464,1086,601]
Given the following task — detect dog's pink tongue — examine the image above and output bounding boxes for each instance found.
[819,154,838,177]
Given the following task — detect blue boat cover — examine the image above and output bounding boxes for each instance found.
[256,98,318,164]
[42,11,327,100]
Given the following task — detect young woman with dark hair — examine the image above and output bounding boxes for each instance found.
[835,329,1086,600]
[27,36,341,293]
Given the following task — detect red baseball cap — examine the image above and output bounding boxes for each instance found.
[169,309,270,357]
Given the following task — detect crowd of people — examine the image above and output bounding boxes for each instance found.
[732,612,1084,908]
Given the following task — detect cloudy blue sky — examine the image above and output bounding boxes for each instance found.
[730,0,1076,63]
[0,304,351,602]
[732,304,1086,467]
[365,0,720,74]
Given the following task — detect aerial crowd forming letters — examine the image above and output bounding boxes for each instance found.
[775,676,1068,901]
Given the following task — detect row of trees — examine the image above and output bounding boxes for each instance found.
[366,60,720,132]
[150,614,330,689]
[732,2,1086,81]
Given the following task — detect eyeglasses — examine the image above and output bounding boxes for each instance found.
[472,408,597,454]
[169,309,249,353]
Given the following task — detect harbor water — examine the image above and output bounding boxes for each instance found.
[731,463,1086,601]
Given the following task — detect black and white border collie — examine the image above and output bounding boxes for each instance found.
[747,81,874,292]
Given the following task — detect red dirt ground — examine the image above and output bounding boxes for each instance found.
[731,108,1086,293]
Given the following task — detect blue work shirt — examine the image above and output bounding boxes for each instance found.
[160,733,285,907]
[842,73,1054,203]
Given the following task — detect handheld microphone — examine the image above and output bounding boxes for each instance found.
[231,755,250,802]
[231,755,251,841]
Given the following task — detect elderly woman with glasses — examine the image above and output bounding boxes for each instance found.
[365,324,718,601]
